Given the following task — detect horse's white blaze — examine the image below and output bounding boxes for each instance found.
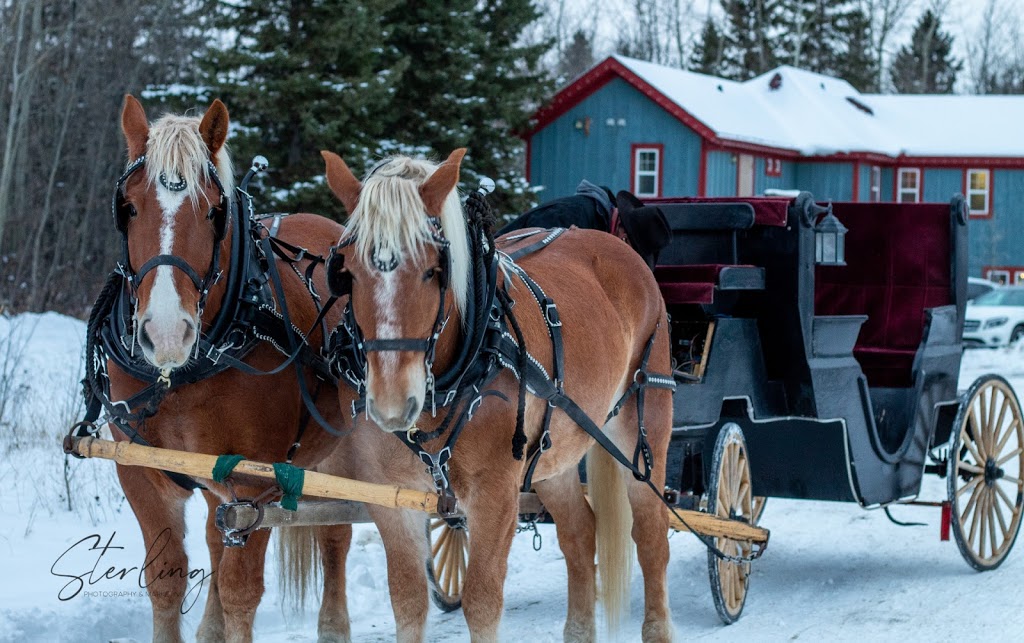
[373,270,400,373]
[142,188,194,367]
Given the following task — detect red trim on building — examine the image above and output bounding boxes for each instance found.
[964,167,994,219]
[982,265,1024,284]
[630,143,664,197]
[899,156,1024,169]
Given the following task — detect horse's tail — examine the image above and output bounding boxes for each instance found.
[587,444,634,636]
[276,525,321,610]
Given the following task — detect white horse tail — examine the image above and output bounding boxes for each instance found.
[276,525,321,610]
[588,444,634,637]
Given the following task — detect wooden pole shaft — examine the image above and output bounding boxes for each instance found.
[68,436,439,514]
[667,509,769,543]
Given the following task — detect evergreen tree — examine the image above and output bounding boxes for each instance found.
[690,19,726,76]
[198,0,403,217]
[381,0,552,215]
[890,9,962,93]
[777,1,876,91]
[719,0,785,79]
[558,29,595,83]
[835,8,878,92]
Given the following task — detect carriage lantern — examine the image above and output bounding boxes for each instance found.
[814,204,847,266]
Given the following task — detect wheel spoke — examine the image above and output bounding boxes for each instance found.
[964,482,984,537]
[994,419,1020,458]
[960,478,983,523]
[962,424,985,464]
[431,519,446,532]
[1002,475,1022,486]
[986,387,999,453]
[997,447,1023,466]
[991,487,1010,540]
[432,525,451,558]
[978,393,990,456]
[958,462,985,475]
[979,490,989,556]
[971,489,986,551]
[957,475,983,498]
[992,394,1010,452]
[994,481,1019,514]
[988,500,999,559]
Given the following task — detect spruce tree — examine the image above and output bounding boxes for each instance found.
[835,8,878,92]
[558,29,595,83]
[381,0,551,215]
[719,0,784,79]
[777,1,876,91]
[197,0,404,217]
[890,9,962,93]
[690,19,726,76]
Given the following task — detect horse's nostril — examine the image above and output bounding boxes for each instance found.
[182,319,196,344]
[138,321,154,352]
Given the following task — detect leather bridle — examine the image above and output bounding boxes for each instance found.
[112,155,231,315]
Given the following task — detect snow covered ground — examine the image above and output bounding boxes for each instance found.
[1,311,1022,642]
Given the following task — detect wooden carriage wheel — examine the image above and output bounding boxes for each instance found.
[706,423,753,624]
[948,375,1024,571]
[751,496,767,525]
[426,517,469,611]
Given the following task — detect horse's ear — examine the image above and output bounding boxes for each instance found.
[199,99,229,157]
[121,95,149,161]
[321,150,361,215]
[419,148,466,217]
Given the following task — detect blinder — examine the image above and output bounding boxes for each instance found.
[326,245,352,298]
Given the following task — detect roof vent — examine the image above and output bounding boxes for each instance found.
[769,73,782,90]
[845,96,874,116]
[820,82,826,90]
[717,84,723,92]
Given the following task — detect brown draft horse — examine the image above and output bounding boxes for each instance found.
[108,97,357,643]
[318,148,675,641]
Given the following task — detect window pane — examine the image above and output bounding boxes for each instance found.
[970,193,987,212]
[900,171,917,189]
[638,175,656,195]
[900,191,917,203]
[638,151,656,172]
[970,171,988,190]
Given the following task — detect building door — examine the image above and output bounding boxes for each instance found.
[737,154,755,196]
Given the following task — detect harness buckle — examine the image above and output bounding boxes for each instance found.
[544,302,561,327]
[442,389,457,408]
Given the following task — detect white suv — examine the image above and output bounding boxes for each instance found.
[963,287,1024,347]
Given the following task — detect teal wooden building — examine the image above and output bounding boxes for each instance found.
[526,56,1024,282]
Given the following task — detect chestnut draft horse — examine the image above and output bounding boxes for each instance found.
[96,97,358,643]
[319,148,676,641]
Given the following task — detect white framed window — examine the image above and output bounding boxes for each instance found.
[632,145,662,197]
[897,168,920,203]
[764,158,782,177]
[870,166,881,202]
[967,169,990,215]
[987,269,1010,286]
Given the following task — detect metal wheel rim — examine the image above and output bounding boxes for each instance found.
[707,424,753,624]
[948,376,1024,571]
[427,518,468,610]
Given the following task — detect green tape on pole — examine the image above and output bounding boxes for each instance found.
[273,462,305,511]
[212,454,246,483]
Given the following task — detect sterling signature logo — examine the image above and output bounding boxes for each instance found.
[50,528,213,613]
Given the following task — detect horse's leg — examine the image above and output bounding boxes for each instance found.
[196,490,226,642]
[366,505,430,643]
[117,464,190,643]
[316,523,353,643]
[614,390,674,643]
[216,526,271,643]
[460,475,520,643]
[533,468,597,642]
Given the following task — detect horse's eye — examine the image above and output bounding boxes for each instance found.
[422,268,436,282]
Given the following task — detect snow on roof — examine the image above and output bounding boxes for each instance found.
[609,55,1023,158]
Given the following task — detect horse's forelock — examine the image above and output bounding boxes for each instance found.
[343,156,469,320]
[142,114,234,207]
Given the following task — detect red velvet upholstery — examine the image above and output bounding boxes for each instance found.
[815,203,952,388]
[656,264,751,304]
[647,196,790,227]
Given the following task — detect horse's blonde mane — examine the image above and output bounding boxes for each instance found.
[143,114,234,206]
[342,156,470,319]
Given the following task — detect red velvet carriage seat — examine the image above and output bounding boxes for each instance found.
[648,196,782,305]
[815,203,952,388]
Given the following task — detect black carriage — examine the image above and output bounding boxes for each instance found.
[646,192,1023,622]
